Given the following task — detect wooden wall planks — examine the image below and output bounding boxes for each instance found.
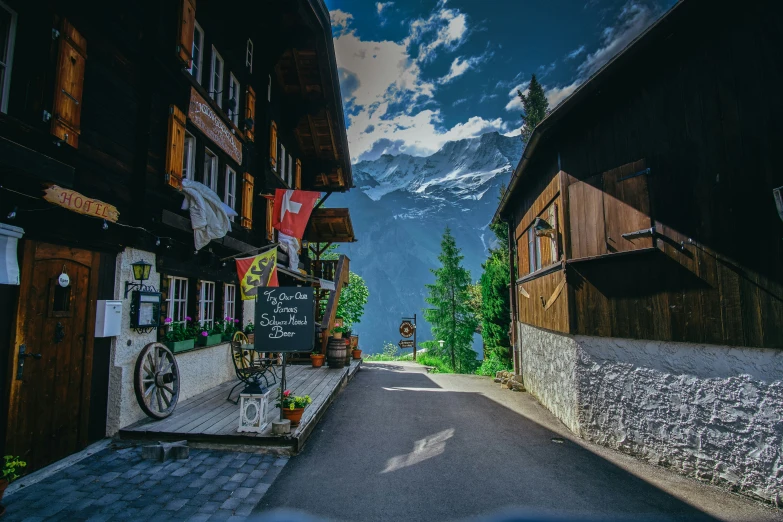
[517,269,569,334]
[506,3,783,348]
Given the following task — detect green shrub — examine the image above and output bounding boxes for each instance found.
[475,355,512,376]
[414,353,453,374]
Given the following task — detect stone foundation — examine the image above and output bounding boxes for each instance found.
[516,322,783,503]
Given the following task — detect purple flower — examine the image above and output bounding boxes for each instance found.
[234,319,240,323]
[224,316,230,321]
[164,317,173,324]
[201,331,208,337]
[185,316,192,322]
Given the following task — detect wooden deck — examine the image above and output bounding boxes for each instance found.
[119,360,362,453]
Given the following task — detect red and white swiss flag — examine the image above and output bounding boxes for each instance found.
[272,189,321,240]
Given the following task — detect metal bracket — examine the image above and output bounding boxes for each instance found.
[617,167,651,182]
[16,344,25,380]
[622,226,656,240]
[52,28,60,40]
[42,110,52,122]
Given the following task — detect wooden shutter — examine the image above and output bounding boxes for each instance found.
[295,159,302,189]
[269,121,277,170]
[602,160,652,253]
[51,20,87,148]
[245,85,256,141]
[164,105,186,189]
[177,0,196,67]
[241,172,254,229]
[265,196,274,241]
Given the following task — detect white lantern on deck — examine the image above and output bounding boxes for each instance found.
[238,383,269,433]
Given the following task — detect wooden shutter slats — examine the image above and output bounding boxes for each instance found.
[177,0,196,66]
[265,197,274,241]
[269,121,278,170]
[164,105,187,190]
[245,85,255,141]
[241,172,254,229]
[295,159,302,189]
[51,20,86,148]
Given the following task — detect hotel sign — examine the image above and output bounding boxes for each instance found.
[188,87,242,165]
[43,185,119,222]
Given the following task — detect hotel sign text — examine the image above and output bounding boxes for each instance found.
[188,87,243,165]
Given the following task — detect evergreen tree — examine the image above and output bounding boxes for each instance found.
[518,74,549,144]
[479,185,511,362]
[424,228,478,373]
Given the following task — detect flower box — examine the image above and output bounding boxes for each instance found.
[165,339,195,353]
[196,334,223,347]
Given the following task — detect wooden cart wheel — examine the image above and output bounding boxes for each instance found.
[231,331,255,369]
[134,342,180,419]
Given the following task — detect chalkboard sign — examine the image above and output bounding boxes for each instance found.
[254,287,315,353]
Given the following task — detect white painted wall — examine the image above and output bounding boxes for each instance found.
[516,322,783,503]
[104,248,237,435]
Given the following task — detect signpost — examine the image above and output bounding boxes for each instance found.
[398,313,417,360]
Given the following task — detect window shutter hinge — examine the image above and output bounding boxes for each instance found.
[52,28,60,40]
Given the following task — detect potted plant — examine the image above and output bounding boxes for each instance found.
[219,317,241,342]
[330,325,348,339]
[310,350,325,368]
[0,455,26,502]
[351,335,361,359]
[196,324,223,346]
[276,389,312,427]
[162,317,195,353]
[244,321,255,344]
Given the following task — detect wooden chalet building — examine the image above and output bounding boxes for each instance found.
[495,0,782,502]
[0,0,355,472]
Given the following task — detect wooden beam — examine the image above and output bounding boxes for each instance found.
[324,111,339,160]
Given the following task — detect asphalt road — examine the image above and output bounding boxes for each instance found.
[255,362,781,522]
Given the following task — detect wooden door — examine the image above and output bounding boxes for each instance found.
[6,241,99,472]
[602,160,653,253]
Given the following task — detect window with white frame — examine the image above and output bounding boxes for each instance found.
[224,284,236,323]
[280,144,286,181]
[267,74,271,102]
[228,73,240,126]
[182,132,195,180]
[203,148,218,191]
[224,166,236,220]
[189,21,204,83]
[0,2,17,114]
[246,39,253,73]
[166,276,188,326]
[199,280,215,327]
[210,47,224,107]
[287,154,293,187]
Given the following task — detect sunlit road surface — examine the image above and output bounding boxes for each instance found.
[255,362,781,522]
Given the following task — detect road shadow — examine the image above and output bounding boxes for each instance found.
[256,367,733,522]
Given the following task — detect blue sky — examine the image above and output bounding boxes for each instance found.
[324,0,676,163]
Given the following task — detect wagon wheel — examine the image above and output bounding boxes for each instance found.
[231,331,255,369]
[134,342,180,419]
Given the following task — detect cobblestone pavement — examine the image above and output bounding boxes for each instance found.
[3,441,288,522]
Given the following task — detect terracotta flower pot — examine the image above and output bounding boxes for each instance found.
[282,407,305,426]
[0,478,9,503]
[333,331,342,339]
[352,349,362,360]
[310,354,325,368]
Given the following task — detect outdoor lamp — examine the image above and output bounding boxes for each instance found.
[125,260,152,298]
[438,340,445,349]
[533,217,555,238]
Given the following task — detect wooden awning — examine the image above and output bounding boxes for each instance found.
[304,208,356,243]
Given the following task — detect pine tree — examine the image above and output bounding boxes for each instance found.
[424,228,478,373]
[479,185,511,362]
[518,74,549,144]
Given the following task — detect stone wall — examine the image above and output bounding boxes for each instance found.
[105,248,237,435]
[516,322,783,503]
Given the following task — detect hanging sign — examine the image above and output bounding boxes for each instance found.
[400,321,414,338]
[398,339,414,349]
[188,87,243,165]
[43,185,119,222]
[255,287,315,353]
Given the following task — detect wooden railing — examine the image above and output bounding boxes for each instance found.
[319,254,350,354]
[312,259,338,282]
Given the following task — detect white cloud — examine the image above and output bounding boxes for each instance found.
[376,2,394,26]
[565,44,586,60]
[578,1,657,76]
[438,52,492,84]
[331,3,497,162]
[545,82,580,107]
[504,81,530,112]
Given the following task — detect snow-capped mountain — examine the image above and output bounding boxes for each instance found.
[328,131,523,354]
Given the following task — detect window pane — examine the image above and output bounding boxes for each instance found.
[528,228,535,274]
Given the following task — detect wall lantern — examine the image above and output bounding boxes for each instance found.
[125,260,152,298]
[438,340,445,349]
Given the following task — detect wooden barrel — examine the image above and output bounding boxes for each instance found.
[327,338,347,368]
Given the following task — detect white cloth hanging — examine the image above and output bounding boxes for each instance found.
[277,232,300,271]
[180,178,238,251]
